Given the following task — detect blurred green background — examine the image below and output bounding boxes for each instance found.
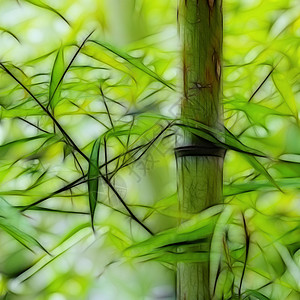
[0,0,300,299]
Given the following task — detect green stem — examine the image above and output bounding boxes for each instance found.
[177,0,223,299]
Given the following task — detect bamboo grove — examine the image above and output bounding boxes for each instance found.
[0,0,299,299]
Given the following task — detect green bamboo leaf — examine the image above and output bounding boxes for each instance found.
[124,228,211,261]
[87,137,101,230]
[0,223,48,254]
[224,177,300,196]
[225,99,286,127]
[244,290,270,300]
[0,134,54,151]
[56,222,91,246]
[49,47,64,110]
[17,206,89,215]
[90,40,174,90]
[141,251,209,263]
[272,72,298,120]
[23,0,69,25]
[125,206,221,259]
[0,199,48,254]
[178,122,265,157]
[0,27,20,43]
[243,154,282,191]
[48,31,94,112]
[15,225,97,283]
[224,129,281,191]
[0,107,44,118]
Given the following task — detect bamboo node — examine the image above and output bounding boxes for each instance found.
[175,145,225,158]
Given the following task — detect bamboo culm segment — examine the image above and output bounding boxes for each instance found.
[177,0,223,299]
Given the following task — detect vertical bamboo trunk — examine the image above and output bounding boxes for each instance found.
[176,1,223,299]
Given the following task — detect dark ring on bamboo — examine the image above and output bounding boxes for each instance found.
[175,145,226,158]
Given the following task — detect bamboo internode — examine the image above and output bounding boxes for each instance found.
[177,0,223,299]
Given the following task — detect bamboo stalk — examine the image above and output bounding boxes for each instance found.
[176,0,223,299]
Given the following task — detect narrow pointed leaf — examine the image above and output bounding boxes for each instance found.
[125,206,222,259]
[0,223,49,254]
[90,40,174,90]
[23,0,69,25]
[0,198,48,254]
[179,122,265,157]
[272,72,298,120]
[243,154,282,192]
[48,31,94,111]
[224,128,281,191]
[244,290,270,300]
[87,138,101,230]
[49,47,64,110]
[15,225,97,283]
[224,177,300,196]
[0,27,20,43]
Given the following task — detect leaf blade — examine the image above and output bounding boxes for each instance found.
[49,47,64,110]
[272,72,298,120]
[244,290,270,300]
[87,138,101,230]
[90,40,174,90]
[23,0,69,25]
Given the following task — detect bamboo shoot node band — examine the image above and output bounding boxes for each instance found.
[175,145,225,158]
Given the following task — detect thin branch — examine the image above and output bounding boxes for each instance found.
[100,87,114,131]
[238,213,250,298]
[100,168,153,235]
[48,30,95,106]
[99,86,125,147]
[122,116,135,166]
[104,135,108,179]
[20,144,148,211]
[19,121,171,235]
[71,150,85,176]
[248,66,275,102]
[248,57,283,103]
[16,206,89,215]
[20,176,85,211]
[121,121,174,169]
[0,37,156,235]
[17,117,51,134]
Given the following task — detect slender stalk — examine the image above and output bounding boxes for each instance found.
[176,1,223,299]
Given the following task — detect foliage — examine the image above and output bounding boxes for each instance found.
[0,0,299,299]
